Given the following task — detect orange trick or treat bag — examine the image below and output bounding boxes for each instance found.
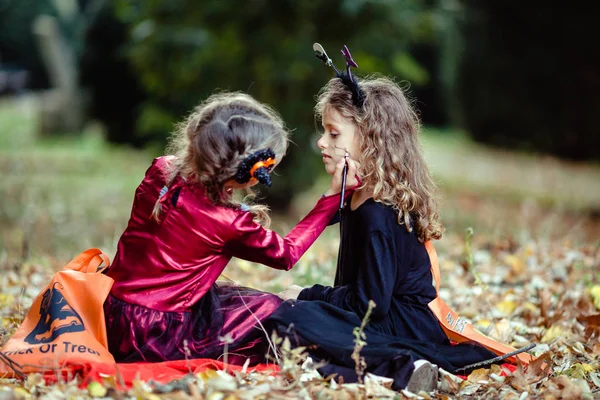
[0,248,115,378]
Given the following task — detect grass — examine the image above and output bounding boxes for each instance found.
[0,96,149,261]
[422,127,600,212]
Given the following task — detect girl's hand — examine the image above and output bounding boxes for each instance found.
[325,156,359,196]
[278,284,304,301]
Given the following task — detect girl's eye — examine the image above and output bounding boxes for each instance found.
[330,132,339,138]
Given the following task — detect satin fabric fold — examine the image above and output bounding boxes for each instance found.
[104,285,282,364]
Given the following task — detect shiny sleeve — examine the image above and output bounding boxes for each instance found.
[223,194,344,271]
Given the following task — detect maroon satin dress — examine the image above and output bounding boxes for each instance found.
[104,156,341,364]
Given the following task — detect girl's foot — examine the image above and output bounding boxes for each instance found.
[406,359,439,393]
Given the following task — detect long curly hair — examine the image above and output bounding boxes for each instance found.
[315,75,444,242]
[152,92,290,226]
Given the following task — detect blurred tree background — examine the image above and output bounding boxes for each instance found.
[1,0,598,210]
[108,0,442,208]
[444,1,599,160]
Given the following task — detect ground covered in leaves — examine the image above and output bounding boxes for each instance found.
[1,228,599,399]
[1,97,599,398]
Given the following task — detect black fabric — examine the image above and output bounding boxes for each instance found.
[267,301,498,390]
[265,198,497,389]
[171,187,181,207]
[300,198,441,337]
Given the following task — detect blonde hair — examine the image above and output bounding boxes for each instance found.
[315,75,444,242]
[152,92,290,226]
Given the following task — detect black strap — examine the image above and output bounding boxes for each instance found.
[454,343,536,374]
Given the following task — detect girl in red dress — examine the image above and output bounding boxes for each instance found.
[103,91,358,364]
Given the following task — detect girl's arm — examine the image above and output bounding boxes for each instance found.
[298,230,397,321]
[223,194,345,271]
[224,157,358,271]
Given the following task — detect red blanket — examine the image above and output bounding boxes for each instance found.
[35,358,516,390]
[38,358,279,389]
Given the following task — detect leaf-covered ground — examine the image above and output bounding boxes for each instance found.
[1,97,599,398]
[1,224,599,399]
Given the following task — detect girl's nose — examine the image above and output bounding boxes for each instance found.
[316,135,326,150]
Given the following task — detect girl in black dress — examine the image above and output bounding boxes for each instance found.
[267,70,500,391]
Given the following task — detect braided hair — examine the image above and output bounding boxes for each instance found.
[152,92,290,226]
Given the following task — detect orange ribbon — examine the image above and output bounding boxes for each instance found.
[424,241,545,368]
[249,158,275,179]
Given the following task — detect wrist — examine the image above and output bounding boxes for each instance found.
[324,188,338,197]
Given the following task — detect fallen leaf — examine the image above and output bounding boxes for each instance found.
[522,302,539,313]
[364,374,398,398]
[526,352,553,378]
[197,369,219,381]
[577,314,600,336]
[566,363,595,380]
[497,300,517,316]
[438,368,462,394]
[475,319,492,330]
[590,285,600,310]
[459,382,481,395]
[589,372,600,389]
[0,294,14,308]
[541,325,568,344]
[546,376,585,399]
[505,254,526,278]
[539,289,553,324]
[593,343,600,359]
[87,381,107,398]
[12,387,32,400]
[467,368,489,384]
[489,319,515,343]
[489,373,505,383]
[25,373,44,389]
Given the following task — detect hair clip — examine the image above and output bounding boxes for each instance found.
[313,43,365,108]
[235,148,276,187]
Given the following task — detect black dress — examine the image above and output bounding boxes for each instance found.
[265,198,496,390]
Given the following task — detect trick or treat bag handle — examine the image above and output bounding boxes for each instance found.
[0,248,115,378]
[424,241,536,366]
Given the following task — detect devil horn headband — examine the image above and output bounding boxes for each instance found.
[313,43,365,108]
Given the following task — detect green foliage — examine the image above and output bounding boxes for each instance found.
[112,0,440,208]
[0,0,56,88]
[441,2,600,161]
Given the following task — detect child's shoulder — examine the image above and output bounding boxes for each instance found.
[354,198,414,236]
[139,155,178,184]
[353,198,395,227]
[149,155,176,172]
[354,197,393,215]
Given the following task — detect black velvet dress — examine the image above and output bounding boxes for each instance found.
[265,198,496,390]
